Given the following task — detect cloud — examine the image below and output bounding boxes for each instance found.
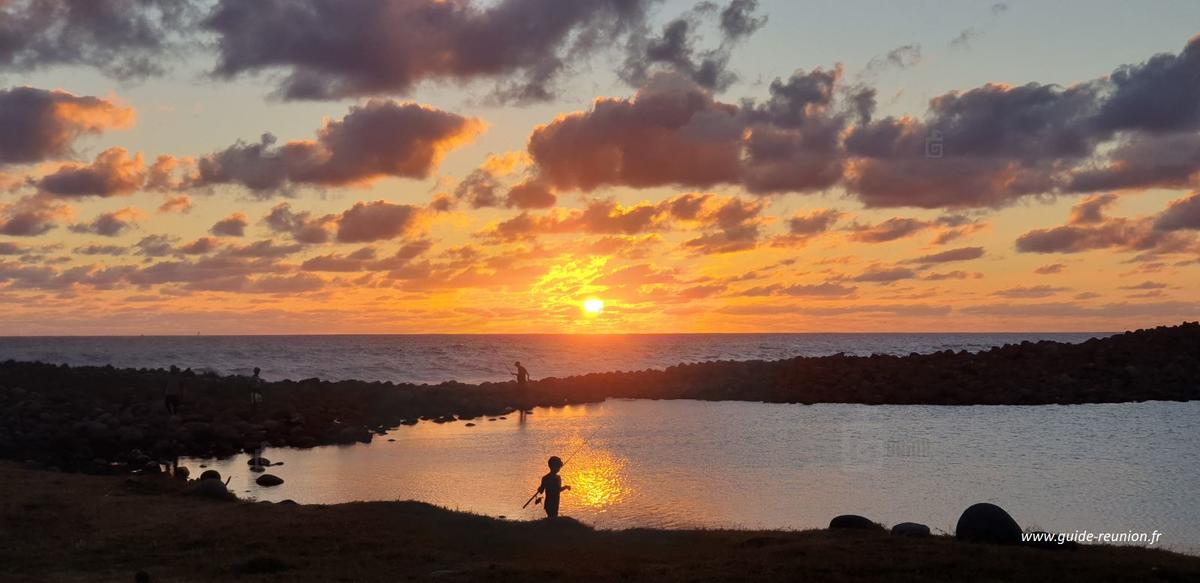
[263,203,334,244]
[0,195,71,236]
[1153,192,1200,231]
[526,68,849,195]
[157,194,192,214]
[36,147,146,197]
[992,285,1070,299]
[740,282,857,297]
[620,0,766,92]
[335,200,423,243]
[210,213,248,237]
[204,0,656,102]
[902,246,985,265]
[848,217,929,243]
[192,100,482,195]
[0,0,195,79]
[69,207,142,237]
[0,87,134,166]
[1034,263,1066,275]
[1015,193,1199,256]
[850,265,916,283]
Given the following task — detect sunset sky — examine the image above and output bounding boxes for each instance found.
[1,0,1198,334]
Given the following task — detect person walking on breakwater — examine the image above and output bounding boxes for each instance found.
[249,367,264,411]
[536,456,571,518]
[512,361,529,386]
[163,366,181,415]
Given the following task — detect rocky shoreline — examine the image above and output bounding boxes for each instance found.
[0,322,1196,473]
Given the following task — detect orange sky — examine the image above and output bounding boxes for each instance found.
[0,1,1197,334]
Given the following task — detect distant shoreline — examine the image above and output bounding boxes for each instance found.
[0,322,1196,473]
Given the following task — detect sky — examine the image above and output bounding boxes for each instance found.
[0,0,1198,334]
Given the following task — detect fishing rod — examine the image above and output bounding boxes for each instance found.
[521,425,602,509]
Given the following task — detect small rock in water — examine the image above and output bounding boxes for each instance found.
[387,438,395,442]
[247,457,271,466]
[250,465,265,473]
[465,423,476,427]
[498,416,507,420]
[199,469,221,482]
[256,474,284,487]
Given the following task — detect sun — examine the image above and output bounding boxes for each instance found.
[583,298,605,314]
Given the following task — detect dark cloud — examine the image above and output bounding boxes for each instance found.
[1015,193,1199,256]
[1034,263,1066,275]
[263,203,334,244]
[335,200,423,243]
[1066,133,1200,193]
[193,100,482,195]
[850,265,916,284]
[902,246,985,265]
[739,282,857,297]
[0,0,194,78]
[527,69,849,195]
[0,195,68,236]
[205,0,656,102]
[179,237,219,255]
[69,208,141,237]
[1154,192,1200,231]
[0,87,133,166]
[210,213,248,237]
[992,285,1071,299]
[847,217,929,243]
[1093,35,1200,134]
[0,241,24,255]
[620,0,766,92]
[505,181,557,209]
[36,148,145,197]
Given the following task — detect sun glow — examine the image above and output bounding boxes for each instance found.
[583,298,605,314]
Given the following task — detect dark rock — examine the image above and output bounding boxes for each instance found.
[891,522,931,537]
[247,457,271,466]
[190,478,234,500]
[956,503,1021,544]
[199,469,221,481]
[829,515,884,531]
[256,474,284,487]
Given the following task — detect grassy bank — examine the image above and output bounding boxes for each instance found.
[0,463,1196,582]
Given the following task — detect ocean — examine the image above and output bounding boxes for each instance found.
[0,332,1108,384]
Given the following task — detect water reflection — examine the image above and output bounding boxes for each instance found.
[563,445,629,510]
[181,399,1200,555]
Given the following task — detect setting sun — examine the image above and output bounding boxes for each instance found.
[583,299,605,314]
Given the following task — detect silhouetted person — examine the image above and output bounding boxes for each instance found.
[249,367,263,411]
[512,361,529,386]
[163,366,181,415]
[536,456,571,518]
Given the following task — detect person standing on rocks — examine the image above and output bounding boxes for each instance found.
[535,456,571,519]
[511,361,531,421]
[249,367,264,412]
[163,366,181,415]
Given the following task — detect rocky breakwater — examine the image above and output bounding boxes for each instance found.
[0,322,1197,473]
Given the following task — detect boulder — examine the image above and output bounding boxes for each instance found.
[247,457,271,466]
[891,522,931,537]
[256,474,284,487]
[955,503,1021,544]
[829,515,884,531]
[191,478,234,500]
[199,469,221,481]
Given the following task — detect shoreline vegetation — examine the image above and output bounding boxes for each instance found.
[0,322,1196,471]
[1,463,1198,582]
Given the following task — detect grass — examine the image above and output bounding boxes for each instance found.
[0,462,1197,582]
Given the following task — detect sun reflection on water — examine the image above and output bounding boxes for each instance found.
[561,442,629,510]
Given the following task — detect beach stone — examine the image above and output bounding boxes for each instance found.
[199,469,221,481]
[174,466,190,481]
[247,457,271,466]
[191,478,233,500]
[956,503,1021,544]
[891,522,931,537]
[829,515,884,531]
[256,474,284,487]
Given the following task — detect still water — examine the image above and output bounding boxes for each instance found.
[185,398,1200,555]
